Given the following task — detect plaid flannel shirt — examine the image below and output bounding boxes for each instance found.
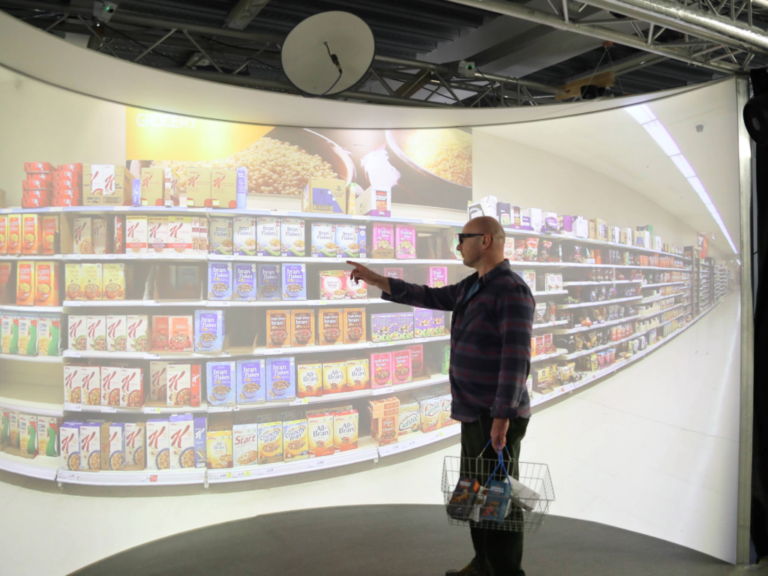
[382,260,534,422]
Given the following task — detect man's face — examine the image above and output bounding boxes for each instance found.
[457,224,487,268]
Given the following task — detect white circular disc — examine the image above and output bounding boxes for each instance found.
[281,11,375,96]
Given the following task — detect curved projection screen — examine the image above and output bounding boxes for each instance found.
[0,65,742,567]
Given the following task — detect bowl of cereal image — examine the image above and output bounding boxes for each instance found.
[198,331,218,350]
[211,384,231,402]
[156,448,170,470]
[236,283,254,298]
[110,450,124,471]
[211,282,230,299]
[284,283,304,299]
[180,447,195,468]
[271,379,290,397]
[242,381,261,400]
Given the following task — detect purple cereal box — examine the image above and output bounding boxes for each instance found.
[237,359,266,404]
[396,225,416,260]
[266,357,296,401]
[282,264,307,300]
[194,417,207,468]
[392,312,414,341]
[208,262,232,301]
[207,361,236,405]
[257,264,281,301]
[233,263,256,301]
[371,313,393,343]
[372,223,394,259]
[194,310,224,353]
[432,310,447,336]
[414,308,432,338]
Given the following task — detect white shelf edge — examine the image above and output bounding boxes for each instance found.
[531,348,567,364]
[0,452,59,481]
[557,296,642,310]
[552,314,642,335]
[0,397,64,417]
[57,467,206,486]
[0,354,62,363]
[377,425,461,457]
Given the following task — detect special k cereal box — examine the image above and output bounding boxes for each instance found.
[61,422,81,470]
[73,217,93,254]
[167,217,193,254]
[126,216,147,254]
[146,419,170,470]
[150,361,169,403]
[92,217,108,254]
[113,215,124,254]
[108,423,125,470]
[148,216,168,254]
[81,366,101,406]
[140,167,164,206]
[120,367,144,408]
[79,422,102,471]
[166,363,200,407]
[127,315,149,352]
[101,365,122,406]
[63,365,82,404]
[170,414,195,469]
[106,315,127,352]
[186,167,211,208]
[124,422,146,470]
[86,315,106,352]
[68,315,87,351]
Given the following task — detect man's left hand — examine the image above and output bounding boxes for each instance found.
[490,417,509,453]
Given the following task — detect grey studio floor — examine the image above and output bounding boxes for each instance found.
[69,505,741,576]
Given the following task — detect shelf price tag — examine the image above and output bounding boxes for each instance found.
[290,398,309,406]
[102,406,117,413]
[64,403,82,412]
[143,406,162,414]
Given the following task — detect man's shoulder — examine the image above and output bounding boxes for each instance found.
[493,268,532,293]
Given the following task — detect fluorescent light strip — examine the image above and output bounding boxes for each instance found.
[626,105,738,254]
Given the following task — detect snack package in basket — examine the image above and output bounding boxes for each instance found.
[447,477,481,520]
[478,480,511,524]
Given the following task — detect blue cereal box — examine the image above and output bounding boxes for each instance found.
[206,361,236,405]
[266,356,296,402]
[208,262,232,301]
[237,359,266,404]
[233,263,257,301]
[257,264,281,301]
[194,310,224,353]
[194,416,207,468]
[282,264,307,301]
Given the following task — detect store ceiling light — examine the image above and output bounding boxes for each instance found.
[625,104,737,254]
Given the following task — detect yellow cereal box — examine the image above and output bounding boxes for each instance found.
[103,264,125,301]
[16,261,35,306]
[42,215,58,255]
[7,214,21,255]
[82,263,103,301]
[334,409,358,452]
[206,429,233,469]
[297,363,322,398]
[35,262,60,306]
[346,359,370,392]
[0,214,8,254]
[323,361,347,395]
[65,264,84,301]
[21,214,40,255]
[283,418,309,461]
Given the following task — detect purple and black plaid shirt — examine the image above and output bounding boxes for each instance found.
[383,260,535,422]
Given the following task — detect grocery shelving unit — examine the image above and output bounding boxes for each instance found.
[0,205,732,488]
[715,265,730,303]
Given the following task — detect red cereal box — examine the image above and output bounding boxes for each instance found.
[57,164,83,173]
[24,162,54,173]
[370,352,393,388]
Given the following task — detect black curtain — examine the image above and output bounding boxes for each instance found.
[752,67,768,562]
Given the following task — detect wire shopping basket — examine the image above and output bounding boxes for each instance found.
[442,440,555,533]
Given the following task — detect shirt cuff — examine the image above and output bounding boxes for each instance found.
[382,277,407,301]
[491,401,519,420]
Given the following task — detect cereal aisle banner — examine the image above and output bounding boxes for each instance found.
[126,107,473,209]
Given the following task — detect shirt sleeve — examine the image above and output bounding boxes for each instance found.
[491,284,535,419]
[381,278,462,311]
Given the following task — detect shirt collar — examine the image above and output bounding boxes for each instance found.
[466,259,510,291]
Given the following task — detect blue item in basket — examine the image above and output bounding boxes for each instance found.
[481,480,512,524]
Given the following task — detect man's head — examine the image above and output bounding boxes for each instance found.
[458,216,506,270]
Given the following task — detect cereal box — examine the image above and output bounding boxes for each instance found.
[73,217,93,254]
[206,429,233,469]
[17,315,37,356]
[303,177,346,213]
[257,264,280,301]
[335,224,363,259]
[257,421,283,464]
[438,393,456,428]
[207,361,236,405]
[107,423,125,470]
[208,262,233,301]
[427,267,448,288]
[75,264,101,303]
[322,361,346,395]
[141,167,164,206]
[343,308,366,344]
[37,313,59,356]
[265,309,290,348]
[432,311,447,336]
[150,316,169,351]
[319,270,347,300]
[86,315,106,352]
[284,418,309,461]
[92,217,108,254]
[195,310,224,353]
[396,225,416,259]
[414,308,432,338]
[126,216,147,254]
[346,272,368,299]
[18,414,37,455]
[81,366,101,405]
[169,414,195,469]
[371,352,393,388]
[16,261,34,306]
[233,216,257,256]
[306,411,334,457]
[37,416,60,457]
[79,422,102,471]
[297,363,322,398]
[21,214,40,255]
[233,263,256,301]
[167,363,196,406]
[150,361,168,403]
[63,366,82,404]
[290,309,315,347]
[282,263,306,300]
[281,218,306,257]
[408,344,425,378]
[318,309,343,346]
[311,222,337,258]
[371,313,392,343]
[67,315,86,352]
[100,366,121,406]
[369,397,399,446]
[334,409,358,452]
[237,359,266,404]
[266,357,296,401]
[6,214,20,255]
[167,217,193,254]
[232,423,259,467]
[418,395,442,432]
[186,167,211,207]
[257,217,281,257]
[124,422,146,470]
[0,214,7,254]
[147,419,171,470]
[346,358,370,392]
[120,367,144,408]
[103,263,125,301]
[0,314,17,354]
[398,400,420,437]
[61,422,81,470]
[65,264,83,301]
[113,215,124,255]
[127,315,149,352]
[106,315,127,352]
[209,217,233,255]
[148,216,168,254]
[372,223,395,259]
[194,417,207,468]
[211,168,239,209]
[7,410,19,448]
[392,312,414,341]
[393,349,413,384]
[0,262,11,300]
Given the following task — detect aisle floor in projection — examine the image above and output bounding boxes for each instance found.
[70,505,735,576]
[0,292,741,576]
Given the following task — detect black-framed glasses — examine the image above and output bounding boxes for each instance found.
[457,233,486,245]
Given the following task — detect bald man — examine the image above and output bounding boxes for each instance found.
[349,216,535,576]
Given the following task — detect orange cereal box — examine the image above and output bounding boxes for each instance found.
[0,214,8,253]
[103,263,125,301]
[16,261,35,306]
[7,214,21,255]
[334,409,358,452]
[169,316,193,352]
[82,263,103,301]
[42,215,58,255]
[21,214,40,255]
[35,261,60,306]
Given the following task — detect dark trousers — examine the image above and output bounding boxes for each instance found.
[460,411,529,576]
